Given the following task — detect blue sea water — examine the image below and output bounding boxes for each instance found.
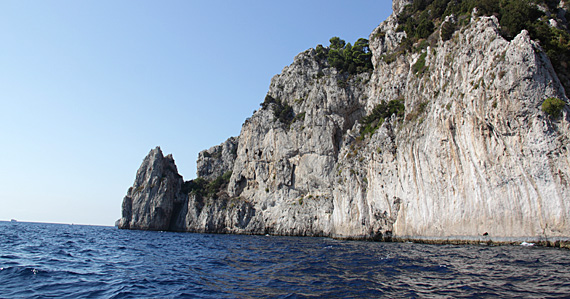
[1,221,570,298]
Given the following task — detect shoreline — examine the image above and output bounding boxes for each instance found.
[118,226,570,249]
[391,236,570,249]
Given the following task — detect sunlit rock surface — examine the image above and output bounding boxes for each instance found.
[120,0,570,246]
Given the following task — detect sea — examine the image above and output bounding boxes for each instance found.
[1,221,570,298]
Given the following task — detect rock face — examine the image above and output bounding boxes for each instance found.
[363,15,570,242]
[119,1,570,245]
[119,147,184,230]
[392,0,413,14]
[196,137,238,180]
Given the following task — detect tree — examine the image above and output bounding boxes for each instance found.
[500,0,540,39]
[416,19,435,39]
[329,37,345,50]
[316,37,373,75]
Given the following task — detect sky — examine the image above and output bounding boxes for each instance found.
[0,1,393,226]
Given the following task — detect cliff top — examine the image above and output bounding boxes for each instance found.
[379,0,570,94]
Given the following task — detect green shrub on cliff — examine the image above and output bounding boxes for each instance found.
[273,99,294,125]
[206,171,232,196]
[184,177,207,195]
[412,52,428,74]
[398,0,542,42]
[260,94,300,127]
[440,20,456,41]
[184,171,233,198]
[360,98,405,138]
[542,97,566,118]
[316,37,373,75]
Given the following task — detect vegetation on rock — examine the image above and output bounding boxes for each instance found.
[260,94,303,127]
[542,97,567,118]
[360,98,405,138]
[393,0,570,93]
[316,37,373,75]
[184,171,232,198]
[440,19,456,41]
[412,52,428,74]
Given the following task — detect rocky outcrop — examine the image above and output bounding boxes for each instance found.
[119,0,570,246]
[119,147,184,230]
[392,0,413,14]
[196,136,238,180]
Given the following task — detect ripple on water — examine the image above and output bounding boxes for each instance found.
[1,222,570,298]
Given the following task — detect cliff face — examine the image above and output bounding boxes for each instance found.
[364,14,570,241]
[119,0,570,245]
[119,147,184,230]
[196,137,238,180]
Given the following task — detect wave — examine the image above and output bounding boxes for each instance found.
[1,222,570,298]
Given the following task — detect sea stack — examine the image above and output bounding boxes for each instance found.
[119,0,570,247]
[118,147,184,231]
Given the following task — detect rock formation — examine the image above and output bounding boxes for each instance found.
[196,137,238,180]
[119,147,184,230]
[119,0,570,246]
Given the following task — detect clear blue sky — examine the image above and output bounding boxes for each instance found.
[0,1,392,226]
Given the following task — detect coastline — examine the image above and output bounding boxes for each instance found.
[391,235,570,249]
[119,224,570,249]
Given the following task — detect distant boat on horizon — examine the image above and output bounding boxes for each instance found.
[10,219,17,222]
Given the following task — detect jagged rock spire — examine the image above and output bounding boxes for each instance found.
[118,146,184,230]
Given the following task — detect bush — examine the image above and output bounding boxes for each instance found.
[184,177,207,195]
[441,20,456,41]
[293,112,306,122]
[337,78,348,89]
[528,21,570,92]
[317,37,373,75]
[542,97,566,118]
[416,19,435,39]
[265,98,294,126]
[398,5,435,40]
[412,52,428,74]
[206,171,232,196]
[259,94,305,127]
[184,171,233,198]
[360,99,405,137]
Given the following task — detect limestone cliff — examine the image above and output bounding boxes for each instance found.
[196,137,238,180]
[119,147,184,230]
[119,0,570,246]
